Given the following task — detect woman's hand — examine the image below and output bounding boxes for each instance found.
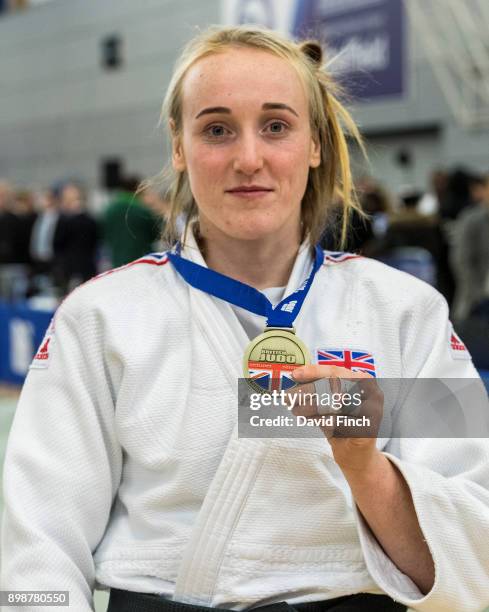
[290,365,384,474]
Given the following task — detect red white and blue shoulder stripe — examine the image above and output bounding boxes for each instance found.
[129,252,169,267]
[96,252,170,279]
[322,250,361,265]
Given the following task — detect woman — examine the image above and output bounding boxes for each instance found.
[2,26,489,612]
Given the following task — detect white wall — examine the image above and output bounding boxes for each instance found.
[0,0,221,188]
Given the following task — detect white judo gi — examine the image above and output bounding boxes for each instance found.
[2,232,489,612]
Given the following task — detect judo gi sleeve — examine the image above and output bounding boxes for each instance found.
[1,301,123,611]
[353,291,489,612]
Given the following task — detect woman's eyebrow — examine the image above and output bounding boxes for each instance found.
[195,102,299,119]
[262,102,299,117]
[195,106,231,119]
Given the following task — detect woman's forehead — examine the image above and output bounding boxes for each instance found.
[181,47,308,118]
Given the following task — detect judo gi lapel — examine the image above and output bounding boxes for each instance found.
[174,236,320,606]
[175,233,313,388]
[172,233,268,604]
[177,231,248,387]
[172,237,315,604]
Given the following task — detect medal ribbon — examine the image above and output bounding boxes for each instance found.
[167,244,324,328]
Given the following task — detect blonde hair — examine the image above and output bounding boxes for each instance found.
[149,25,365,248]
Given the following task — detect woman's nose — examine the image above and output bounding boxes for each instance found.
[232,133,264,175]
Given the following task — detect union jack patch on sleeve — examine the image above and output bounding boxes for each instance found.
[317,348,376,377]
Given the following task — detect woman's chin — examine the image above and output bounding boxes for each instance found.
[217,211,299,242]
[220,221,288,242]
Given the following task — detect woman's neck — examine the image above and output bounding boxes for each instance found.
[196,221,302,290]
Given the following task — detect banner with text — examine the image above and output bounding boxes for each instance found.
[292,0,405,99]
[222,0,405,100]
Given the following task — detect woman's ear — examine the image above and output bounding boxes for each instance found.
[169,119,186,172]
[309,136,321,169]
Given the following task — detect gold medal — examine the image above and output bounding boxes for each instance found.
[243,327,311,394]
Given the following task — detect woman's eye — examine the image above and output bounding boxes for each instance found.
[205,125,229,138]
[203,122,287,139]
[266,121,288,134]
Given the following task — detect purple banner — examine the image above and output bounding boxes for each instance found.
[292,0,405,100]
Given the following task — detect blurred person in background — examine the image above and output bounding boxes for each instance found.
[455,270,489,371]
[417,168,448,217]
[356,181,391,252]
[451,172,489,322]
[0,179,17,265]
[29,187,61,282]
[320,178,391,253]
[11,189,37,268]
[54,182,99,293]
[440,167,473,221]
[0,181,35,299]
[436,167,479,306]
[29,186,63,297]
[370,187,452,298]
[102,175,162,267]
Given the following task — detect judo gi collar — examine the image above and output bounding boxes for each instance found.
[167,234,324,393]
[167,240,323,329]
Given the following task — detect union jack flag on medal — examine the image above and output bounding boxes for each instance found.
[317,349,376,377]
[248,364,297,392]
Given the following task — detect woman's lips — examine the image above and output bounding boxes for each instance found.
[226,188,273,199]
